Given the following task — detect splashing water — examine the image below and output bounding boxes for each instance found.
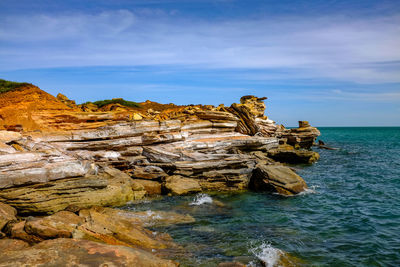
[189,193,213,206]
[250,242,282,267]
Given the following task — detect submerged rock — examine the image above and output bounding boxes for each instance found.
[0,238,178,267]
[249,164,308,195]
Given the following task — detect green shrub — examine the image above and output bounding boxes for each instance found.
[83,98,140,108]
[0,79,31,94]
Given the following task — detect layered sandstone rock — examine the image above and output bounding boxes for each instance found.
[249,164,308,195]
[0,238,178,267]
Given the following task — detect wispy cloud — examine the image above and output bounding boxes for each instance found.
[1,10,399,84]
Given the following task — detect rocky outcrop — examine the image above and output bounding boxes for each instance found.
[249,164,308,195]
[277,121,320,149]
[0,238,178,267]
[0,159,137,214]
[268,145,320,164]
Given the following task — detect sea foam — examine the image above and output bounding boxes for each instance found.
[189,193,213,206]
[249,242,282,267]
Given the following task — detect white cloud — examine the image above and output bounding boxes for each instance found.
[0,10,399,83]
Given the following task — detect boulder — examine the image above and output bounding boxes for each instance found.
[0,238,178,267]
[249,164,308,195]
[164,175,202,195]
[133,179,162,195]
[24,211,84,239]
[0,202,17,230]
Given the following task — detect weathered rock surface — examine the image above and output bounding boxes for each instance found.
[133,179,162,195]
[5,221,44,244]
[0,238,178,267]
[0,202,16,230]
[74,206,189,251]
[249,164,308,195]
[24,211,84,239]
[0,238,30,252]
[0,165,136,214]
[164,175,202,195]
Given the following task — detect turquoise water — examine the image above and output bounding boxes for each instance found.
[124,127,400,266]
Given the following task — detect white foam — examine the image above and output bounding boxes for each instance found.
[250,242,282,267]
[189,193,213,206]
[298,185,318,196]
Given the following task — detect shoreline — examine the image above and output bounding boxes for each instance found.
[0,82,321,266]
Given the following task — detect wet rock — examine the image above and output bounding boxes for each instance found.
[103,208,196,227]
[0,238,178,267]
[164,175,202,195]
[218,262,246,267]
[133,179,162,195]
[249,164,308,195]
[24,211,84,239]
[75,206,179,250]
[0,202,17,230]
[268,147,320,164]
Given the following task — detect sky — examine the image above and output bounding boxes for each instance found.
[0,0,399,126]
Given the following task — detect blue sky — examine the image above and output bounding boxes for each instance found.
[0,0,399,126]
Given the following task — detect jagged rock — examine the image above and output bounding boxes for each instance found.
[277,121,320,149]
[24,211,84,239]
[164,175,202,195]
[0,238,178,267]
[133,179,162,195]
[249,164,308,195]
[239,95,267,117]
[0,239,29,252]
[0,202,17,230]
[268,147,320,164]
[74,207,180,251]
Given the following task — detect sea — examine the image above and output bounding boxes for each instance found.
[123,127,400,266]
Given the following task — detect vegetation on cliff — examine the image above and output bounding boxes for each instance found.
[83,98,140,108]
[0,79,31,94]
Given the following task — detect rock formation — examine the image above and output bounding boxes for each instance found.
[0,82,322,265]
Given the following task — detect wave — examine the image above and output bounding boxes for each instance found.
[189,193,213,206]
[249,242,283,267]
